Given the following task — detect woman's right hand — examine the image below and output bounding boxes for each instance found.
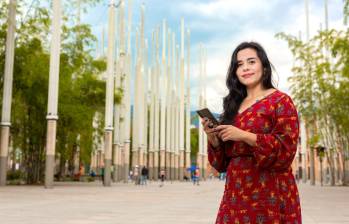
[201,118,220,148]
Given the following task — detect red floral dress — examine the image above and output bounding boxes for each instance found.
[208,90,301,224]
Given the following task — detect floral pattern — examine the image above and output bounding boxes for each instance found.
[208,90,302,224]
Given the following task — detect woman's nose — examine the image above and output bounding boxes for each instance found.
[242,64,249,71]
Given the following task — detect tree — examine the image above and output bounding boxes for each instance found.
[276,20,349,185]
[0,1,122,184]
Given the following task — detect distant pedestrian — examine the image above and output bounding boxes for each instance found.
[193,168,200,186]
[159,169,166,187]
[133,165,140,185]
[101,167,105,184]
[141,166,148,185]
[129,170,133,182]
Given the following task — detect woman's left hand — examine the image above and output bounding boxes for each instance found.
[214,125,245,142]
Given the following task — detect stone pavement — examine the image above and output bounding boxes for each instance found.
[0,179,348,224]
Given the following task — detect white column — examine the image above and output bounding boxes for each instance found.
[300,118,307,183]
[203,46,208,179]
[103,0,117,186]
[165,28,172,176]
[0,0,16,186]
[175,44,180,180]
[185,28,191,174]
[159,20,167,171]
[113,59,121,182]
[122,0,132,182]
[153,27,160,180]
[138,5,146,167]
[44,0,62,188]
[198,44,204,178]
[132,28,140,168]
[179,18,185,181]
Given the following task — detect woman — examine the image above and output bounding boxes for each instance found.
[202,42,301,223]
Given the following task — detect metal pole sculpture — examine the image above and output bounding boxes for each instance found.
[122,0,133,182]
[160,21,167,175]
[113,58,121,182]
[179,18,185,181]
[175,44,180,180]
[170,33,176,180]
[167,29,172,179]
[44,0,62,188]
[148,31,156,180]
[0,0,16,186]
[138,4,146,168]
[185,28,191,178]
[153,27,160,181]
[103,0,117,186]
[132,27,140,168]
[142,38,149,168]
[202,47,208,180]
[304,0,315,186]
[197,43,204,178]
[116,0,126,181]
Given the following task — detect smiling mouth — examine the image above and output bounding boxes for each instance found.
[242,73,254,78]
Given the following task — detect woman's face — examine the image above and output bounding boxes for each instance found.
[236,48,264,88]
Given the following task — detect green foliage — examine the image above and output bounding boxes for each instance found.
[190,128,198,159]
[0,2,117,184]
[7,170,24,180]
[308,135,320,148]
[276,5,349,166]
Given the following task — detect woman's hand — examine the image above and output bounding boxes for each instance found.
[214,125,244,142]
[214,125,257,146]
[201,118,220,148]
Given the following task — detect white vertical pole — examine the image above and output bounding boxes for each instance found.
[121,0,132,182]
[153,27,160,180]
[159,20,167,171]
[149,40,155,178]
[165,28,172,176]
[132,27,140,168]
[103,0,117,186]
[305,0,310,41]
[185,28,191,172]
[44,0,62,188]
[198,44,204,175]
[0,0,17,186]
[171,33,176,180]
[324,0,329,31]
[179,18,185,180]
[203,46,208,179]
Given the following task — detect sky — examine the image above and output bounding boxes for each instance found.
[81,0,345,114]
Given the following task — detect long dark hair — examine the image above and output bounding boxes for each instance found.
[220,42,275,124]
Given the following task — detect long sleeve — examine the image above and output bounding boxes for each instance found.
[207,141,230,173]
[251,95,299,171]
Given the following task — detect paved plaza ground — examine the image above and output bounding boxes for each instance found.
[0,179,348,224]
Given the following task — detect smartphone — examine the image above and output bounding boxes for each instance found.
[196,108,219,128]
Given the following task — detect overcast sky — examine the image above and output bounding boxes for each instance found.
[82,0,345,113]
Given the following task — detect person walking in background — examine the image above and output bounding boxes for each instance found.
[202,42,301,223]
[159,169,166,187]
[141,166,148,185]
[193,168,200,186]
[133,165,140,185]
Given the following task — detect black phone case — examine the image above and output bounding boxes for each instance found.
[196,108,219,125]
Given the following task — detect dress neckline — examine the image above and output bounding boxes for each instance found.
[237,89,279,116]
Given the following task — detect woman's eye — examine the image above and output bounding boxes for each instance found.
[248,60,255,64]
